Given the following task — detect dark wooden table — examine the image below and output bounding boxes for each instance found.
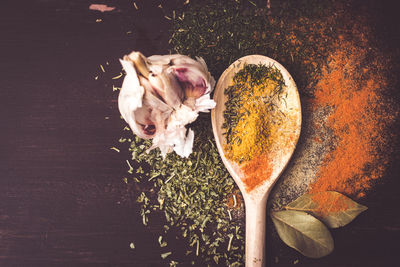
[1,0,399,266]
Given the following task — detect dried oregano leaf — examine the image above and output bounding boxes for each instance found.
[271,210,334,258]
[285,191,368,228]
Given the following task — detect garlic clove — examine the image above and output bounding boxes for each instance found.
[119,58,173,140]
[194,56,216,90]
[133,105,156,137]
[146,54,215,107]
[147,54,182,68]
[160,70,184,108]
[127,52,150,78]
[170,63,215,110]
[170,56,216,92]
[138,74,162,100]
[148,71,184,109]
[173,66,207,98]
[129,89,172,140]
[146,54,181,76]
[118,59,147,138]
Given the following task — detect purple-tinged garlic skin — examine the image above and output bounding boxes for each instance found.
[148,70,183,109]
[147,54,216,109]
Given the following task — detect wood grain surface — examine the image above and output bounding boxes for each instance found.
[0,0,399,266]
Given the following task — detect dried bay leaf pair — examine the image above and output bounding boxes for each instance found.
[271,191,368,258]
[285,191,368,228]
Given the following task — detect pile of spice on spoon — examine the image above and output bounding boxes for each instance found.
[223,64,298,192]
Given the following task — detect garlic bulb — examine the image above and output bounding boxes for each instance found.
[118,51,216,157]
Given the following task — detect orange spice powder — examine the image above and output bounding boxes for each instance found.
[226,192,243,209]
[308,37,395,199]
[242,153,273,191]
[311,191,354,216]
[266,4,398,212]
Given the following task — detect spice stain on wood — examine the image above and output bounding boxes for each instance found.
[242,154,273,192]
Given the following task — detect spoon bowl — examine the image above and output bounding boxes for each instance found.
[211,55,301,266]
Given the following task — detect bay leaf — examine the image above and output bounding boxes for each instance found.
[285,191,368,228]
[271,210,334,258]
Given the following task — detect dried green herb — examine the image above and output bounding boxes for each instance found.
[169,0,339,93]
[271,210,334,258]
[121,117,244,266]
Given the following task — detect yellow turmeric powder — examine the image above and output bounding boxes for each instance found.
[228,104,272,162]
[224,64,285,162]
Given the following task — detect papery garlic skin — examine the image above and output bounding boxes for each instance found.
[150,127,194,158]
[169,105,199,128]
[118,59,148,139]
[173,128,194,158]
[118,52,216,157]
[195,94,217,113]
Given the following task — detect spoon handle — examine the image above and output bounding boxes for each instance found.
[245,197,267,267]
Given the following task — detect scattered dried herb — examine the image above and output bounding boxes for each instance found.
[110,147,120,153]
[159,235,168,248]
[161,251,172,259]
[120,117,244,266]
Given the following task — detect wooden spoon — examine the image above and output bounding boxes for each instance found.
[211,55,301,267]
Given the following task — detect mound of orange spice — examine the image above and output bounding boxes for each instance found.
[275,17,398,216]
[271,8,398,216]
[305,38,397,214]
